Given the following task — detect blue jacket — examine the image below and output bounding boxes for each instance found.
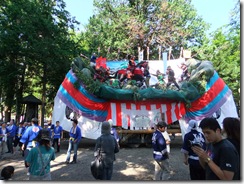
[69,126,82,142]
[111,127,119,142]
[181,129,206,165]
[15,126,26,139]
[152,129,168,161]
[6,124,17,138]
[0,127,5,142]
[20,125,42,148]
[53,126,63,139]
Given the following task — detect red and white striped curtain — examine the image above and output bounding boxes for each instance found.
[107,100,186,130]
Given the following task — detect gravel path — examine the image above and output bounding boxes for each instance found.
[0,135,190,181]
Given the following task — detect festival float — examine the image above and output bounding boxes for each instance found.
[52,55,238,146]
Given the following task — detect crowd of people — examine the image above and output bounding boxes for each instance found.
[0,116,240,181]
[153,117,240,181]
[89,53,188,90]
[0,118,63,180]
[0,117,120,181]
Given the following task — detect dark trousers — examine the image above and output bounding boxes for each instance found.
[6,137,14,153]
[189,163,205,180]
[102,163,114,180]
[167,80,180,90]
[52,138,60,152]
[14,137,23,148]
[24,149,30,167]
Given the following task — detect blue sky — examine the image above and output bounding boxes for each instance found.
[64,0,237,33]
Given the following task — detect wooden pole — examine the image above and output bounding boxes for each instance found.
[180,47,183,58]
[168,46,172,60]
[138,46,140,61]
[147,46,149,60]
[161,112,165,122]
[97,47,100,56]
[158,45,161,60]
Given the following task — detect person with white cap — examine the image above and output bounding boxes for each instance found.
[107,119,119,147]
[43,122,52,145]
[0,122,7,156]
[6,119,17,154]
[181,119,206,180]
[90,53,97,67]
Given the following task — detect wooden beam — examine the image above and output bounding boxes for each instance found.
[117,128,181,134]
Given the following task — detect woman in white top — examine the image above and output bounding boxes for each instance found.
[0,122,8,155]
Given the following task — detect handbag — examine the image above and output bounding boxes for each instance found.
[90,139,104,180]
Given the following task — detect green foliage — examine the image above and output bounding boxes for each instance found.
[82,0,209,60]
[71,57,101,94]
[211,28,240,105]
[0,0,80,121]
[191,0,240,106]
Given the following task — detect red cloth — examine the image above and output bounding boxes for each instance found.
[96,56,107,69]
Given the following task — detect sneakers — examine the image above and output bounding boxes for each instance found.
[65,161,69,164]
[65,160,76,164]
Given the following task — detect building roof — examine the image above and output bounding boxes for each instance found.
[21,94,42,105]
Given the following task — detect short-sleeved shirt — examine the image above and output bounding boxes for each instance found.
[26,145,55,176]
[20,125,42,148]
[69,126,82,142]
[181,130,206,165]
[53,126,63,139]
[205,139,239,180]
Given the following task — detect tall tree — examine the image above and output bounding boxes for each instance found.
[83,0,209,60]
[0,0,80,123]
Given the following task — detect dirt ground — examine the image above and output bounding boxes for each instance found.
[0,134,190,181]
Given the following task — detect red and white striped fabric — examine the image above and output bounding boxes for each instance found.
[107,100,186,129]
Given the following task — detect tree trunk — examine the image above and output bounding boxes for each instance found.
[15,63,26,123]
[4,106,11,122]
[41,63,47,127]
[0,88,3,121]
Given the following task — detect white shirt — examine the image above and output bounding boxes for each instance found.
[1,128,7,141]
[162,131,171,153]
